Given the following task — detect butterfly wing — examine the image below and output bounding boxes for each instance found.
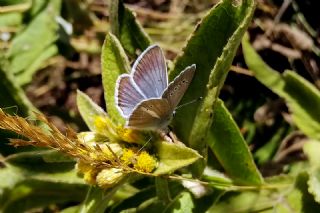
[127,98,172,130]
[115,74,146,118]
[131,45,168,98]
[162,64,196,110]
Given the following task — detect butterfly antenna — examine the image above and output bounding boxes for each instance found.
[175,97,203,111]
[138,136,153,153]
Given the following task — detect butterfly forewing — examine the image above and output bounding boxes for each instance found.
[116,74,145,117]
[127,99,172,130]
[132,45,168,98]
[162,65,196,110]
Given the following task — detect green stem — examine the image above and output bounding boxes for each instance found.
[155,177,171,204]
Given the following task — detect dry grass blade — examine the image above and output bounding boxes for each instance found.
[0,109,117,168]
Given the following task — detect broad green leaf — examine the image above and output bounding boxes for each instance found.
[101,33,130,125]
[170,0,256,153]
[207,99,263,185]
[0,12,22,27]
[5,156,83,184]
[304,141,320,204]
[164,191,194,213]
[153,142,202,175]
[80,184,126,213]
[6,150,74,163]
[304,140,320,166]
[7,0,60,80]
[0,66,36,116]
[61,206,81,213]
[155,177,171,204]
[0,164,24,192]
[308,168,320,204]
[109,0,151,57]
[254,125,289,164]
[283,71,320,139]
[203,168,233,189]
[109,186,156,213]
[208,174,320,213]
[0,155,86,211]
[242,34,320,140]
[77,90,107,131]
[16,45,58,85]
[1,180,87,212]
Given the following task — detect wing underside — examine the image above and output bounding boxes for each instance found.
[162,64,196,110]
[127,98,172,130]
[116,74,145,117]
[132,45,168,98]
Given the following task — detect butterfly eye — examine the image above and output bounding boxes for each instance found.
[173,111,176,117]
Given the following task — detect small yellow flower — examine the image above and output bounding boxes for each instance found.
[116,126,146,145]
[76,161,99,185]
[94,116,118,141]
[94,116,146,145]
[120,148,136,166]
[77,131,124,161]
[134,151,157,173]
[96,168,125,189]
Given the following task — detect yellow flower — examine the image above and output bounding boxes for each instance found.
[77,131,124,161]
[94,115,146,145]
[94,116,119,141]
[96,168,125,189]
[76,161,99,185]
[120,148,136,166]
[134,151,157,173]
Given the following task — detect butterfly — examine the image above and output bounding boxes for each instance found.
[115,45,195,133]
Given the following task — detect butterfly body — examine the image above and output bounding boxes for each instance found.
[115,45,195,132]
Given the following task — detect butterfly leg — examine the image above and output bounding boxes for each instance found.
[168,131,184,145]
[157,129,173,143]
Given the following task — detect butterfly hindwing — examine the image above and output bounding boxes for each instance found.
[127,99,172,130]
[116,74,145,118]
[162,65,196,110]
[132,45,168,98]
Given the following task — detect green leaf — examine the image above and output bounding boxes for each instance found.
[1,180,87,212]
[308,168,320,204]
[304,141,320,204]
[242,34,320,140]
[0,66,37,116]
[283,71,320,140]
[164,191,194,213]
[16,45,58,86]
[61,206,81,213]
[109,186,156,213]
[7,0,60,80]
[203,169,233,189]
[101,33,130,125]
[109,0,151,57]
[208,174,320,212]
[304,140,320,167]
[207,99,263,185]
[77,90,107,131]
[254,124,289,164]
[155,177,171,203]
[6,150,74,164]
[153,142,202,175]
[0,12,23,27]
[0,153,87,211]
[80,185,125,213]
[170,0,256,153]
